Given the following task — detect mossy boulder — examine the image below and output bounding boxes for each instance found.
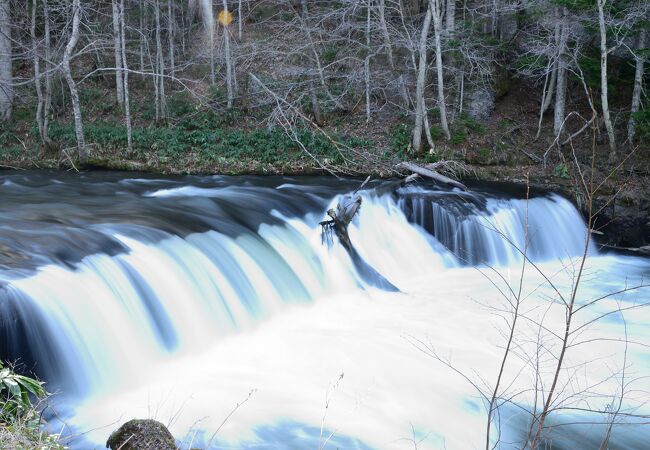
[106,419,176,450]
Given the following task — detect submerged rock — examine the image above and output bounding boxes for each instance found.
[106,419,176,450]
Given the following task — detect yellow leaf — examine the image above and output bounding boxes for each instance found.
[218,10,233,26]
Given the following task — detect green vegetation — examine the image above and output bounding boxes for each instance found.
[47,121,371,168]
[0,361,64,449]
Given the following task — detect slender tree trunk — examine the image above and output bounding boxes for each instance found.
[536,60,557,138]
[139,0,145,73]
[627,29,646,142]
[120,0,132,154]
[597,0,616,156]
[431,0,451,140]
[32,0,45,145]
[446,0,455,34]
[238,0,243,39]
[412,5,433,153]
[62,0,86,159]
[378,0,394,67]
[155,0,166,120]
[222,0,234,108]
[0,0,12,122]
[43,0,52,146]
[365,0,372,123]
[112,0,124,108]
[168,0,175,79]
[553,8,569,137]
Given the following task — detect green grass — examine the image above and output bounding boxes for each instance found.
[47,122,371,166]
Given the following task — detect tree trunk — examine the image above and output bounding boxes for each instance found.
[62,0,86,159]
[0,0,12,122]
[365,0,372,123]
[112,0,124,108]
[120,0,133,154]
[32,0,45,145]
[238,0,243,39]
[222,0,234,108]
[445,0,455,34]
[431,0,451,140]
[553,8,569,137]
[139,0,145,73]
[627,29,646,142]
[536,60,557,138]
[412,5,433,153]
[43,0,52,148]
[167,0,175,79]
[597,0,616,156]
[155,0,167,121]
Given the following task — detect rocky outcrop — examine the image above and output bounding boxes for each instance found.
[466,85,495,121]
[594,185,650,249]
[106,419,176,450]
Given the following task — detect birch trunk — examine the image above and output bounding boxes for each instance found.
[365,0,371,123]
[446,0,455,34]
[536,60,557,138]
[431,0,451,140]
[168,0,175,79]
[238,0,242,39]
[627,29,646,142]
[112,0,124,108]
[0,0,12,122]
[412,5,433,153]
[120,0,133,154]
[597,0,616,155]
[155,0,167,120]
[32,0,45,145]
[43,0,52,147]
[139,0,145,73]
[32,0,53,150]
[222,0,234,108]
[553,8,569,137]
[62,0,86,159]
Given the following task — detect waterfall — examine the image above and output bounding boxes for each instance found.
[0,176,593,393]
[1,173,630,450]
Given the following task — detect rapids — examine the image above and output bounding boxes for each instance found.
[0,172,648,449]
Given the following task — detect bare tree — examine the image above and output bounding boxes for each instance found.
[112,0,124,108]
[0,0,12,122]
[31,0,52,150]
[120,0,132,154]
[412,4,434,153]
[627,29,646,143]
[596,0,616,156]
[221,0,234,108]
[62,0,86,159]
[430,0,451,140]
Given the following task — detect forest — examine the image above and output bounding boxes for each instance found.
[0,0,646,175]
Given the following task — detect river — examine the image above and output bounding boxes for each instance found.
[0,171,648,449]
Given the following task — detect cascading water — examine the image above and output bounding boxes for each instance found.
[0,172,647,450]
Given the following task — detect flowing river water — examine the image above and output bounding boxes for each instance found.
[0,171,648,449]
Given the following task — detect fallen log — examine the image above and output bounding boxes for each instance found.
[396,161,467,191]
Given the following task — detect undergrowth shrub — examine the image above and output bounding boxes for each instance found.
[47,122,370,166]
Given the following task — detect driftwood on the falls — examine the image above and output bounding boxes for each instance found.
[319,176,369,252]
[319,162,467,291]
